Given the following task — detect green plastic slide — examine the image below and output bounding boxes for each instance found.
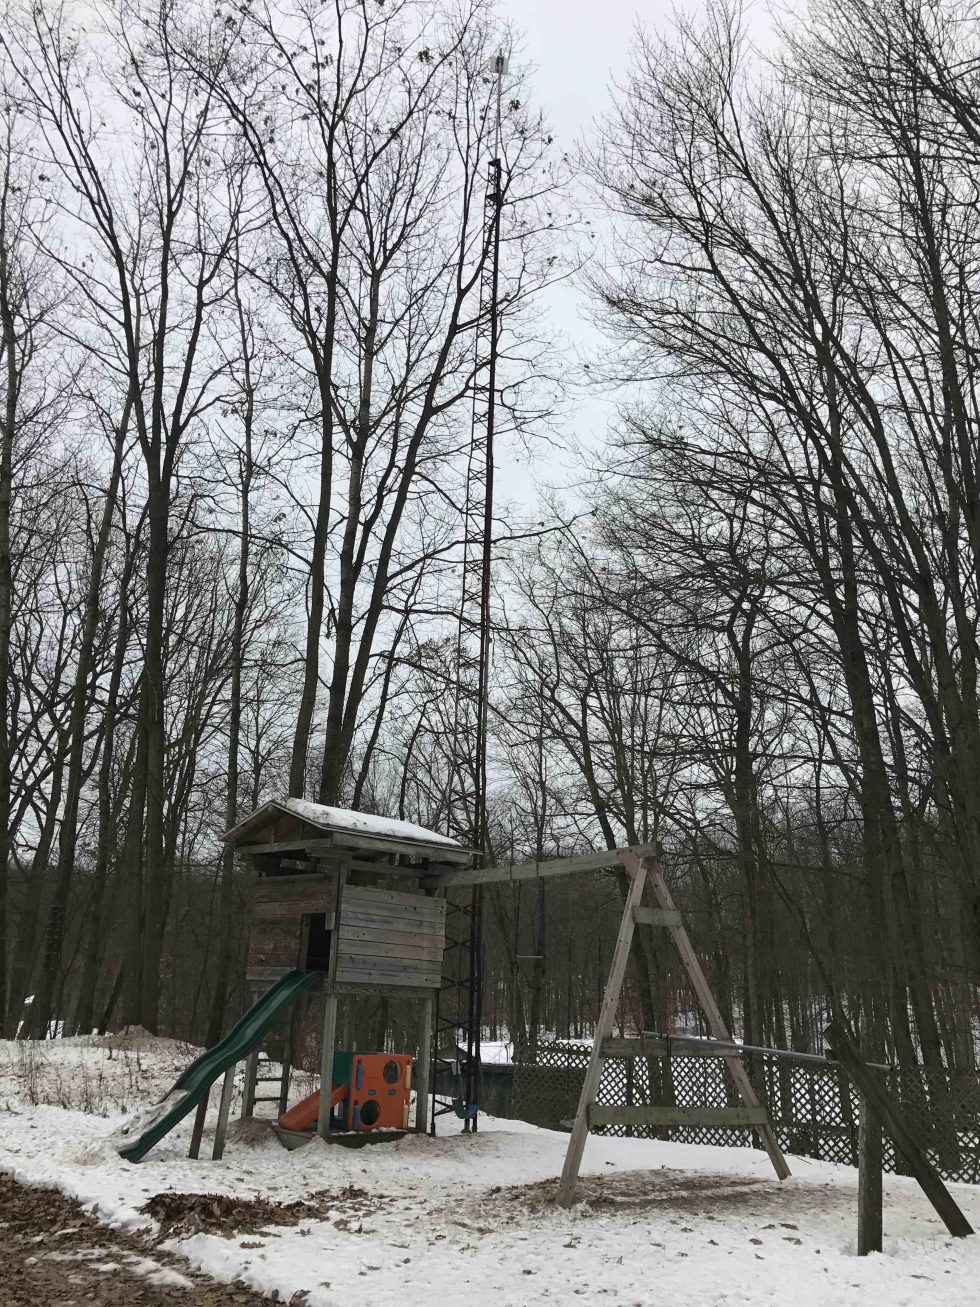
[114,969,324,1163]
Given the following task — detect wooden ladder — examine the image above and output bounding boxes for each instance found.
[557,850,790,1206]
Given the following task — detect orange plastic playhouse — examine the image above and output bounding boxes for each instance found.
[279,1052,413,1134]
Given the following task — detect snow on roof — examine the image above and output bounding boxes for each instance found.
[228,795,464,850]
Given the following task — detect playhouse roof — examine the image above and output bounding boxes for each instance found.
[224,796,472,863]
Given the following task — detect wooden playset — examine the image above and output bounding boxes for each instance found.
[217,797,472,1152]
[113,806,973,1251]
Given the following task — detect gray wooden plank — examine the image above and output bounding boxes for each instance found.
[557,854,649,1207]
[329,830,472,862]
[825,1019,973,1238]
[317,994,339,1138]
[241,838,336,856]
[241,1048,259,1119]
[254,872,334,890]
[343,885,447,914]
[336,952,442,977]
[415,995,435,1134]
[338,909,446,937]
[632,906,682,928]
[642,855,791,1182]
[212,1064,238,1159]
[425,844,658,889]
[247,920,303,969]
[588,1104,770,1128]
[245,965,293,983]
[337,923,445,949]
[336,936,444,962]
[318,859,348,1139]
[334,964,443,988]
[323,981,435,998]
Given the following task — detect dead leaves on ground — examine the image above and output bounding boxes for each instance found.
[142,1183,377,1237]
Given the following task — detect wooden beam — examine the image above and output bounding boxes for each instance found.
[212,1064,237,1159]
[632,906,682,928]
[425,844,658,890]
[316,993,339,1139]
[328,829,472,863]
[238,831,471,865]
[187,1096,208,1159]
[557,854,649,1207]
[858,1099,883,1255]
[333,963,443,988]
[318,860,347,1139]
[240,838,336,856]
[825,1019,973,1238]
[589,1104,769,1128]
[241,1048,259,1119]
[415,995,435,1134]
[323,980,436,999]
[643,855,791,1182]
[601,1034,740,1060]
[343,885,447,914]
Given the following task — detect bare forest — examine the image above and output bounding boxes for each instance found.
[0,0,978,1075]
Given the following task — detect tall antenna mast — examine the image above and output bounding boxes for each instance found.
[435,50,508,1135]
[474,50,506,857]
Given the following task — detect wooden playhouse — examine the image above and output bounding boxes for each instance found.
[221,796,473,1146]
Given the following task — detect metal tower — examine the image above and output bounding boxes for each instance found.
[432,52,508,1134]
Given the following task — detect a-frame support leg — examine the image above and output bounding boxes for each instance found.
[557,854,650,1207]
[645,858,790,1181]
[557,851,790,1207]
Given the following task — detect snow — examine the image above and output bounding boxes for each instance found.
[2,1033,980,1305]
[477,1040,513,1066]
[240,797,464,850]
[110,1089,191,1147]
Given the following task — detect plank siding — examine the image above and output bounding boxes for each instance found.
[252,872,338,918]
[247,918,303,970]
[334,885,445,989]
[342,885,445,917]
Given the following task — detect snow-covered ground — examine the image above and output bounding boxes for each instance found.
[2,1032,980,1305]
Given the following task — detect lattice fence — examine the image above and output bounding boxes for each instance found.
[512,1041,980,1184]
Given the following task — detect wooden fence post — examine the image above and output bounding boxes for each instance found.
[858,1097,883,1255]
[825,1019,973,1239]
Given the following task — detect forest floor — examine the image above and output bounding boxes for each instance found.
[1,1031,980,1305]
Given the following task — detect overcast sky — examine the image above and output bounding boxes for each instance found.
[491,0,654,504]
[491,1,773,507]
[507,0,642,148]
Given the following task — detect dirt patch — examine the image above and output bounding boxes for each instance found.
[143,1184,375,1237]
[458,1167,839,1225]
[0,1170,274,1304]
[462,1168,769,1218]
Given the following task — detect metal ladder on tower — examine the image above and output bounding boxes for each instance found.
[433,60,507,1133]
[557,850,790,1206]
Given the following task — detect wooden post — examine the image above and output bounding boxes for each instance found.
[317,860,347,1140]
[188,1095,208,1159]
[212,1064,237,1161]
[557,855,649,1207]
[825,1019,973,1239]
[415,994,435,1133]
[278,1014,295,1118]
[317,992,339,1138]
[858,1097,883,1255]
[240,1048,259,1119]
